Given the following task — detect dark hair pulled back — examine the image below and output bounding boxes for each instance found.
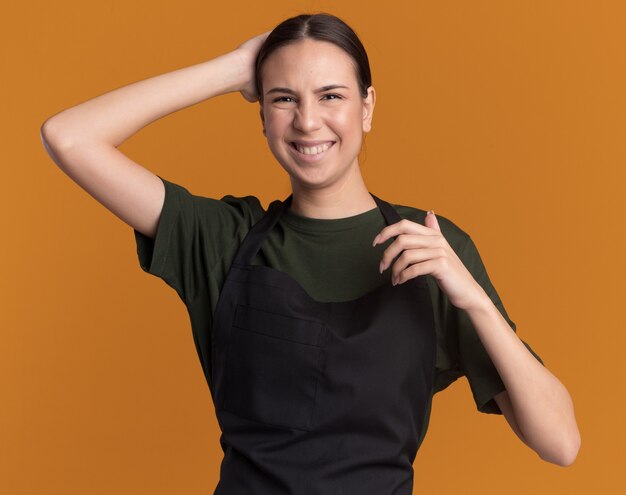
[254,12,372,103]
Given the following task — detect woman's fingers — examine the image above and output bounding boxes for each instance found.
[372,218,432,247]
[378,234,429,272]
[392,257,439,285]
[388,247,444,284]
[378,230,443,272]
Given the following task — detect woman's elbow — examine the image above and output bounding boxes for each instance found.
[541,430,581,467]
[560,432,581,467]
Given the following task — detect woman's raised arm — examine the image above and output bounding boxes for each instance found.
[40,31,270,239]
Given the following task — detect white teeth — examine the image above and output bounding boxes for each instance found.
[295,142,332,155]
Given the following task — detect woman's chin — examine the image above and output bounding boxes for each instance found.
[287,169,339,191]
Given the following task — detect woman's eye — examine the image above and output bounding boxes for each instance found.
[273,96,295,103]
[272,94,342,103]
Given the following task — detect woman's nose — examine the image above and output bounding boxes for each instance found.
[293,100,322,132]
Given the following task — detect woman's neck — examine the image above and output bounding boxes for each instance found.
[288,172,377,220]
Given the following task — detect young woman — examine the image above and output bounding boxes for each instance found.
[41,12,579,494]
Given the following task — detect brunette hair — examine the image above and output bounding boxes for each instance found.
[254,12,372,102]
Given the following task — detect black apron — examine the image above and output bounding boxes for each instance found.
[209,192,437,495]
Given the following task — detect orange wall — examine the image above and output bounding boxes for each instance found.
[3,0,623,493]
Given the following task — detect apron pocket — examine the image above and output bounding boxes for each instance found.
[222,304,325,431]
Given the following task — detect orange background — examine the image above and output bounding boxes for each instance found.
[3,0,624,493]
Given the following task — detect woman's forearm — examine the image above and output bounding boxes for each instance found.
[465,289,580,465]
[41,49,248,148]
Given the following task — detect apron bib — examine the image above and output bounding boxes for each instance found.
[209,193,437,495]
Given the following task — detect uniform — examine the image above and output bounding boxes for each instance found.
[133,176,544,493]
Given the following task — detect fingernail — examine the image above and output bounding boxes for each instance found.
[372,235,380,247]
[379,261,383,274]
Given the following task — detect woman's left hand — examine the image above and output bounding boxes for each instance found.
[372,211,486,311]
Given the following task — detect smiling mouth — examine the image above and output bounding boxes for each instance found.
[290,141,336,155]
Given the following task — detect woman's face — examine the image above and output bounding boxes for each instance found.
[259,38,376,192]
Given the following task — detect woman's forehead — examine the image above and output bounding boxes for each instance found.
[262,40,357,87]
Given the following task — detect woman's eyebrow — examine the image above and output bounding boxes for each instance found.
[266,84,349,96]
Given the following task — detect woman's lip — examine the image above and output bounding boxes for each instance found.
[290,140,336,146]
[289,141,335,161]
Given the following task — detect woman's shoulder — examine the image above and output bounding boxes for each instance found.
[163,176,269,227]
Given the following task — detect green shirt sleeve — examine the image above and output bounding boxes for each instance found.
[454,235,545,415]
[132,175,262,305]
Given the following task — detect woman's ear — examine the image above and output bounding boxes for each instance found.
[362,86,376,134]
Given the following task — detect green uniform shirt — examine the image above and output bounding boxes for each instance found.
[133,176,544,430]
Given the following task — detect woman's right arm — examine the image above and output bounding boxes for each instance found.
[40,32,268,240]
